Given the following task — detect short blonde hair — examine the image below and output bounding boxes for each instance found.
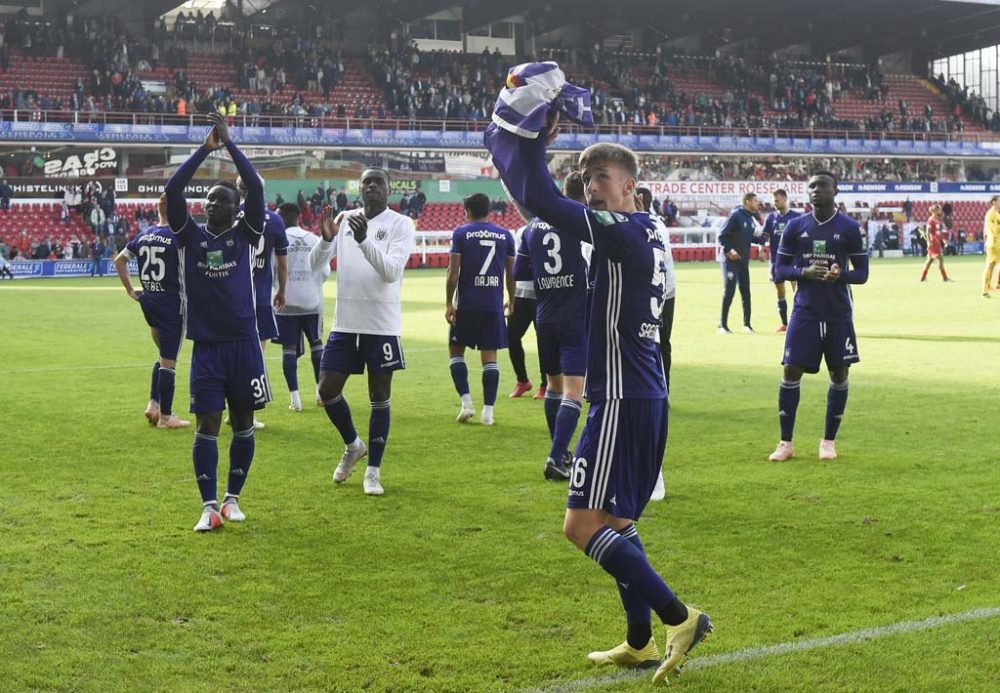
[929,204,942,215]
[578,143,638,179]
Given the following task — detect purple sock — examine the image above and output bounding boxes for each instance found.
[778,298,788,326]
[825,380,849,440]
[282,348,299,392]
[310,345,322,384]
[586,527,683,624]
[482,362,500,406]
[158,367,176,417]
[544,389,562,439]
[149,361,161,402]
[616,524,653,627]
[323,393,358,445]
[227,427,255,496]
[778,379,801,442]
[549,398,582,461]
[449,356,469,396]
[192,432,218,504]
[368,400,390,468]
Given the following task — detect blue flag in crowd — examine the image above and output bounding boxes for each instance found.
[490,61,594,139]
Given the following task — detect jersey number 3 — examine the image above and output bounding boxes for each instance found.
[541,231,563,274]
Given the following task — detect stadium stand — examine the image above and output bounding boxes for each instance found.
[0,13,990,137]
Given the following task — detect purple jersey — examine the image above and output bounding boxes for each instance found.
[517,216,588,326]
[777,211,866,323]
[762,209,801,260]
[125,224,182,303]
[174,215,261,342]
[250,208,288,308]
[450,222,514,312]
[485,125,668,402]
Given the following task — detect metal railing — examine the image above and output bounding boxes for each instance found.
[0,109,996,145]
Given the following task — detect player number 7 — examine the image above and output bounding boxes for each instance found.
[478,240,496,275]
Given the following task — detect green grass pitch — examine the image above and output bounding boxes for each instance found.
[1,256,999,691]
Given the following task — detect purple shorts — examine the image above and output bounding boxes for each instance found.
[567,397,668,521]
[255,303,279,341]
[189,337,271,413]
[449,309,507,351]
[782,318,860,374]
[320,331,405,375]
[139,294,184,361]
[537,320,588,377]
[274,313,323,357]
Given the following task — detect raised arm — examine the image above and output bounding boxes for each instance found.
[485,123,595,245]
[164,145,210,235]
[226,140,264,234]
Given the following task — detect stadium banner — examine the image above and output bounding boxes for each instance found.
[640,180,1000,201]
[2,121,1000,156]
[6,258,133,278]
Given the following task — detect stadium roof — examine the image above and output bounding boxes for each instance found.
[375,0,1000,62]
[87,0,1000,63]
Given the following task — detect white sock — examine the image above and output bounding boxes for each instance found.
[482,405,494,419]
[461,393,473,408]
[290,390,302,408]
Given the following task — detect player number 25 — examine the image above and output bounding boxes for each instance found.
[139,246,166,282]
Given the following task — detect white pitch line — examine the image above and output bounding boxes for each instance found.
[0,348,442,375]
[521,607,1000,693]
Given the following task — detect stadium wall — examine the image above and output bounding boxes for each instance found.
[2,122,999,157]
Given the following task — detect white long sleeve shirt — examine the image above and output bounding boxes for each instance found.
[275,225,333,316]
[322,207,415,335]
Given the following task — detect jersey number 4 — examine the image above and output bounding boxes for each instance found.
[139,246,166,282]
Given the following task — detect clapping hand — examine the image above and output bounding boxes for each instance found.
[348,213,368,243]
[320,206,342,242]
[826,263,841,282]
[204,112,230,151]
[801,262,829,281]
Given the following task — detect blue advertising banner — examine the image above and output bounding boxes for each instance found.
[6,258,135,278]
[1,120,999,156]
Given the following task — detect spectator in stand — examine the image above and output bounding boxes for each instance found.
[89,238,106,276]
[903,198,913,221]
[335,188,348,212]
[0,178,12,212]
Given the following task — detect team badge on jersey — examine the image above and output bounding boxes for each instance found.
[594,211,615,226]
[376,228,387,241]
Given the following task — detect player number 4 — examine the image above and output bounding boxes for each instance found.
[845,338,855,354]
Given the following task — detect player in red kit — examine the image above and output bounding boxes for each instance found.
[920,205,953,283]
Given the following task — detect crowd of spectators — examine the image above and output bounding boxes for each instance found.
[0,10,992,138]
[366,44,506,121]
